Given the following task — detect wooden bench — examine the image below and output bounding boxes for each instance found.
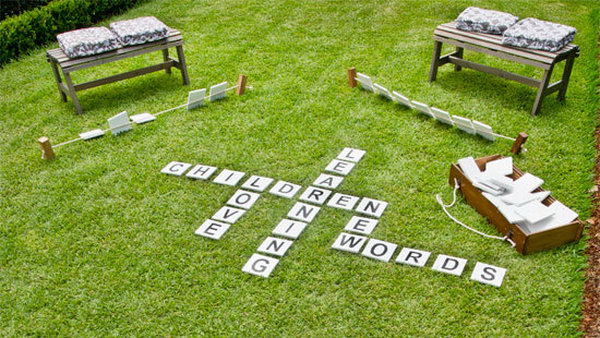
[47,28,190,114]
[429,22,579,116]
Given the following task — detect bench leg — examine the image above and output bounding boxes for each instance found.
[454,47,464,71]
[162,49,172,75]
[63,72,83,114]
[49,61,67,102]
[176,45,190,86]
[531,65,554,116]
[429,41,442,82]
[557,55,575,101]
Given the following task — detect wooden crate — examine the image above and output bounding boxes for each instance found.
[448,154,584,254]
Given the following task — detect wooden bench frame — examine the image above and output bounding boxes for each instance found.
[47,29,190,114]
[429,22,579,116]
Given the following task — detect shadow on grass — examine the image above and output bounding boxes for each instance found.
[434,69,567,116]
[69,73,186,116]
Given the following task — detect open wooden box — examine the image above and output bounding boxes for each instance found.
[449,154,584,254]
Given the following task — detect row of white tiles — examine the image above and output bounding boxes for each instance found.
[242,148,373,278]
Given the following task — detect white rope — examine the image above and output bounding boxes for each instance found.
[435,179,516,247]
[49,82,254,150]
[354,76,520,144]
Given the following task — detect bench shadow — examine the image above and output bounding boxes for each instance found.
[434,70,566,116]
[72,73,186,116]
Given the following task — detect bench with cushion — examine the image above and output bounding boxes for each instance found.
[47,28,189,114]
[429,22,579,116]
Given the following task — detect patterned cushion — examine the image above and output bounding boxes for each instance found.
[57,27,121,58]
[502,18,576,52]
[109,16,169,46]
[455,7,518,35]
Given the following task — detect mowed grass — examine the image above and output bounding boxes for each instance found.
[0,0,598,335]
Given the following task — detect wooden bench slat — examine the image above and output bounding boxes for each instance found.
[439,23,576,59]
[434,27,555,64]
[433,34,551,69]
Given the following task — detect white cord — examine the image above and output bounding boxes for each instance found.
[436,179,516,247]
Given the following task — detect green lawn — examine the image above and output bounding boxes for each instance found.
[1,0,598,335]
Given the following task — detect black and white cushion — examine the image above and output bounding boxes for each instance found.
[502,18,576,52]
[57,27,121,58]
[455,7,518,35]
[109,16,169,46]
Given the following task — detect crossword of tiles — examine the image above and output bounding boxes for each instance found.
[161,148,507,287]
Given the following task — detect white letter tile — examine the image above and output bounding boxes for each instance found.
[242,254,279,278]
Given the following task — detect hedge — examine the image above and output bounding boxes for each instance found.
[1,0,52,21]
[0,0,147,67]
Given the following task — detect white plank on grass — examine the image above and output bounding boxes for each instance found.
[130,113,156,124]
[227,189,261,210]
[195,219,231,240]
[242,253,279,278]
[452,115,476,134]
[337,148,366,163]
[355,197,388,218]
[411,100,434,118]
[241,176,274,192]
[392,91,412,108]
[187,88,206,110]
[257,237,294,257]
[272,219,308,240]
[186,164,218,180]
[299,186,332,205]
[209,82,228,102]
[344,216,379,235]
[431,254,467,276]
[212,206,246,224]
[470,262,507,287]
[287,202,320,223]
[327,193,359,210]
[331,232,368,253]
[472,120,495,141]
[161,161,192,176]
[430,107,453,126]
[269,180,302,199]
[325,159,355,176]
[213,169,245,186]
[361,238,397,262]
[313,173,343,189]
[79,129,105,140]
[356,73,374,92]
[373,83,393,100]
[107,111,132,136]
[395,247,431,267]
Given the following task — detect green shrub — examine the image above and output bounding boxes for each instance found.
[0,0,147,67]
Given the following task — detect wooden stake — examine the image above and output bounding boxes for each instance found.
[236,74,247,95]
[511,132,528,155]
[347,67,357,88]
[38,136,55,160]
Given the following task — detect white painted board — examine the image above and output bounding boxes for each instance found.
[452,115,476,135]
[430,107,453,126]
[209,82,228,101]
[356,73,374,92]
[392,91,411,108]
[472,120,495,141]
[187,88,206,110]
[79,129,105,140]
[130,113,156,124]
[411,100,434,118]
[107,111,132,136]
